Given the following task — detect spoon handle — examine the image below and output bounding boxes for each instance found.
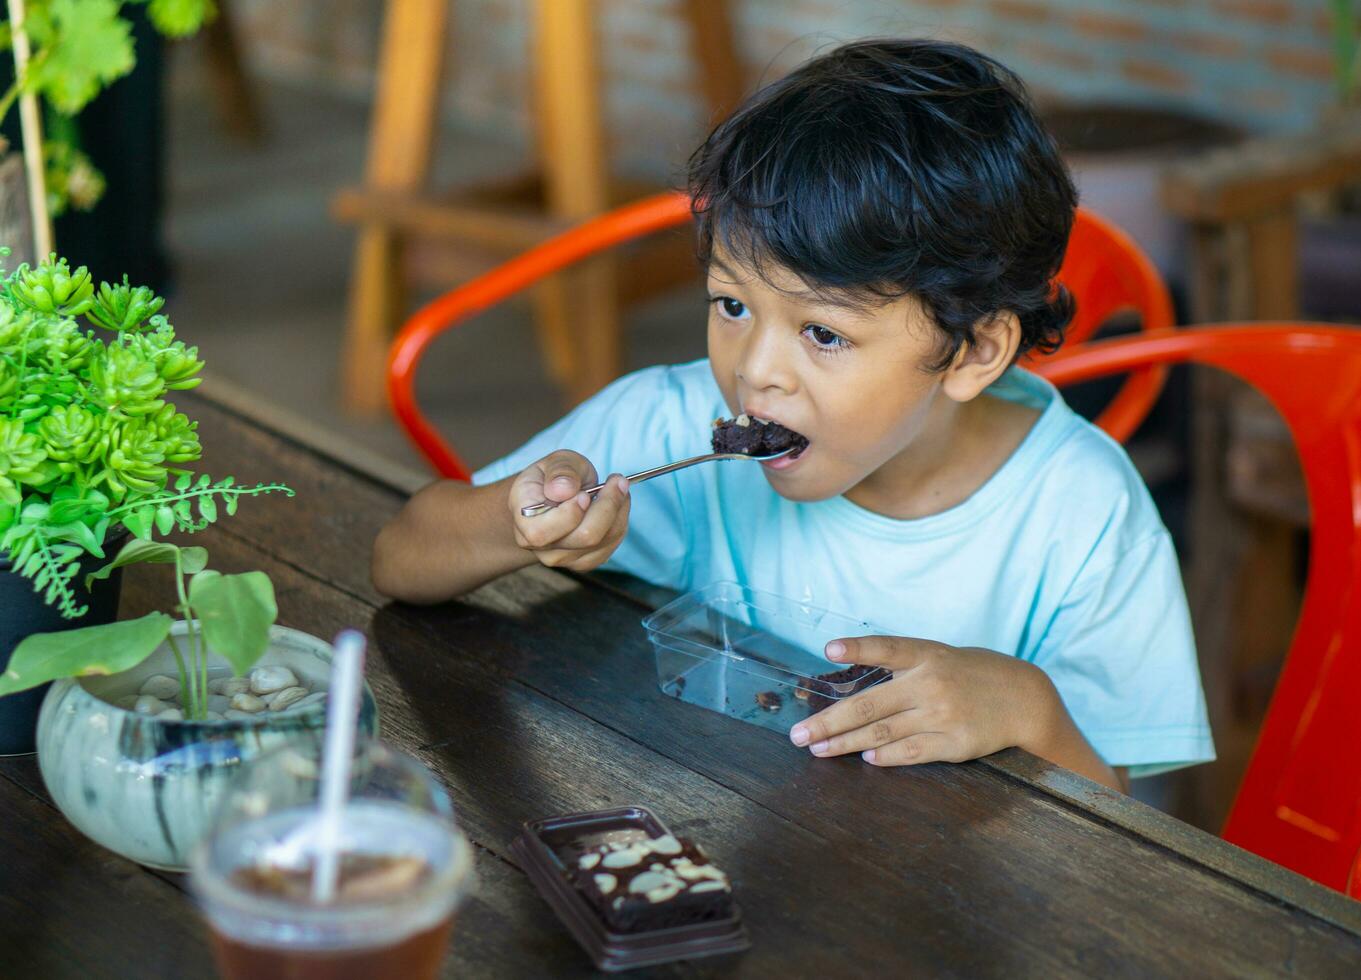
[519,452,740,517]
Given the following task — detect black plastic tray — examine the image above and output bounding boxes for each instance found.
[512,805,750,972]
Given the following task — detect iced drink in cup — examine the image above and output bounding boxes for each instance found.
[190,739,474,980]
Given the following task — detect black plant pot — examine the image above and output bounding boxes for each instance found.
[0,540,127,756]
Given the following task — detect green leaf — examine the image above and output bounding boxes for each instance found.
[44,520,100,555]
[174,472,191,491]
[188,570,277,675]
[84,538,208,588]
[147,0,216,38]
[0,612,173,696]
[27,0,137,115]
[155,505,175,536]
[198,496,217,522]
[120,506,154,540]
[179,547,208,575]
[47,496,100,526]
[46,486,108,526]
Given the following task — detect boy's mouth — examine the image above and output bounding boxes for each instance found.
[740,411,811,469]
[760,448,804,471]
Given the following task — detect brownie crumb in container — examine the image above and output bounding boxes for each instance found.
[755,691,783,712]
[803,664,883,714]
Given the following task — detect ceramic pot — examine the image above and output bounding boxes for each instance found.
[36,622,380,870]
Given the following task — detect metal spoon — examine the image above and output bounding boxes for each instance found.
[519,448,794,517]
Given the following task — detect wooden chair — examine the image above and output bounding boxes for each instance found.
[334,0,744,414]
[387,191,1174,479]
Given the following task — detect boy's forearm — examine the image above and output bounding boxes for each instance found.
[1020,666,1128,793]
[372,477,534,602]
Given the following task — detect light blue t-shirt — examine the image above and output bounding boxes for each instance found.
[475,359,1214,777]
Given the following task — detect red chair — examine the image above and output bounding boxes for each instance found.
[1038,325,1361,892]
[388,192,1173,480]
[1045,207,1175,442]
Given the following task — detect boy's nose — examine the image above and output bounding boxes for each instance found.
[736,324,795,394]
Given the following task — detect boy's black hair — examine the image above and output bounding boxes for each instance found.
[687,38,1076,369]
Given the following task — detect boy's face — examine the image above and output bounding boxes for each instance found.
[706,248,954,502]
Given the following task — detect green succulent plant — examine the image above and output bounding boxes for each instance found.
[0,250,292,617]
[10,254,93,316]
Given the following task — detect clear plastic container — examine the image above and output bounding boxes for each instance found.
[641,582,892,734]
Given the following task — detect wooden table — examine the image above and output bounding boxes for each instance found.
[3,385,1361,978]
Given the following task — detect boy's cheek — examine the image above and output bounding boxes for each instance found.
[706,355,740,416]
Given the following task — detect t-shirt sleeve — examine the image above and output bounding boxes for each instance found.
[1031,530,1215,778]
[470,365,695,590]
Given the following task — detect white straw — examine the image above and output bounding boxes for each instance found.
[310,629,366,904]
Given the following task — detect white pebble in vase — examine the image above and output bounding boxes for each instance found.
[230,693,268,713]
[284,691,327,713]
[213,676,250,698]
[249,666,297,695]
[133,695,166,715]
[139,675,180,700]
[267,686,308,711]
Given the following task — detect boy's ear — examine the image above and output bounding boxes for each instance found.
[941,312,1021,403]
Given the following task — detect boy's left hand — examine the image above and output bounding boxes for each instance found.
[789,637,1057,766]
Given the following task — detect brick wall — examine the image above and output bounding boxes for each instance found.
[231,0,1342,179]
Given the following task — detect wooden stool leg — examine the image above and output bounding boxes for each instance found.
[202,0,264,145]
[532,0,619,403]
[681,0,746,124]
[341,0,447,415]
[530,277,580,391]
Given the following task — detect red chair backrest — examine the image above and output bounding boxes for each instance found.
[389,192,1173,479]
[1046,208,1175,442]
[390,193,694,480]
[1037,325,1361,892]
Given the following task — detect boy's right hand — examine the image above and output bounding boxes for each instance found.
[509,451,630,572]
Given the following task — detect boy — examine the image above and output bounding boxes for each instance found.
[372,39,1214,793]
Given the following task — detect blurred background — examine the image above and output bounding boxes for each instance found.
[133,1,1357,465]
[14,0,1361,832]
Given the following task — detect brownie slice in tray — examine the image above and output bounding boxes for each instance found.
[711,414,809,458]
[793,664,885,714]
[566,833,735,933]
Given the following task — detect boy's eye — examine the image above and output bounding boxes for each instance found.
[711,296,749,320]
[802,323,847,350]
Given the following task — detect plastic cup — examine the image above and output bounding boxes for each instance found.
[190,739,473,980]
